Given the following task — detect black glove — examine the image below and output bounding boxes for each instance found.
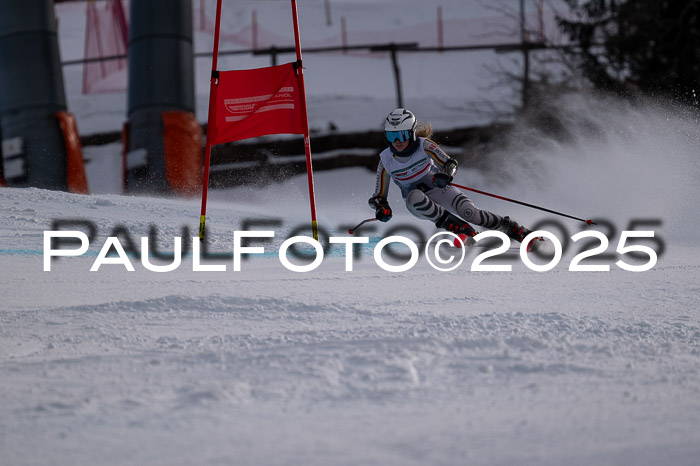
[376,204,392,222]
[433,159,458,188]
[433,172,453,188]
[369,196,392,222]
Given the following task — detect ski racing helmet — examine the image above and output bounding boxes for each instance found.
[384,108,420,156]
[385,108,417,145]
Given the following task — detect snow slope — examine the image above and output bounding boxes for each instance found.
[2,165,700,465]
[3,94,700,463]
[2,1,700,465]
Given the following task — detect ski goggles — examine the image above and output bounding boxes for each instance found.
[386,130,412,143]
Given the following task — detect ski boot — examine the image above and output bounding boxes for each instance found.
[499,216,542,252]
[436,211,477,247]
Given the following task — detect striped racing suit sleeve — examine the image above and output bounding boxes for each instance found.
[423,138,454,171]
[371,159,391,199]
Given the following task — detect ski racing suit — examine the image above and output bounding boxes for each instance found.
[370,137,506,231]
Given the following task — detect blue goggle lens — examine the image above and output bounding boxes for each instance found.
[386,130,411,143]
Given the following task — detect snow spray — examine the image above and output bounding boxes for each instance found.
[469,92,700,245]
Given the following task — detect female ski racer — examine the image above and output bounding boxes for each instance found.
[368,108,539,249]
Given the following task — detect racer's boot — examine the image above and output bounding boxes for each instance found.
[499,216,543,251]
[436,211,477,246]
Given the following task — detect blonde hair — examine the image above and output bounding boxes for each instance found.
[415,121,433,138]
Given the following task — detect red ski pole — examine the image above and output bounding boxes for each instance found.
[450,182,597,225]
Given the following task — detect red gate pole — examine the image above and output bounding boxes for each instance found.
[199,0,223,240]
[290,0,319,241]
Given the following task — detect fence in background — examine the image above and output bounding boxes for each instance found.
[60,1,568,188]
[66,1,561,110]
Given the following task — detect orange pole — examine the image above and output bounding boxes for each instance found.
[290,0,319,240]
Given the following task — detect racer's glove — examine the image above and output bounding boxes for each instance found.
[432,159,458,188]
[432,173,453,188]
[369,196,392,222]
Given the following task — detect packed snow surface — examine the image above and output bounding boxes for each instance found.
[2,1,700,465]
[2,119,700,463]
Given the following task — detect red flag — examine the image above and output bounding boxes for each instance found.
[211,63,304,145]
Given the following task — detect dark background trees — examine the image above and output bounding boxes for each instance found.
[557,0,700,102]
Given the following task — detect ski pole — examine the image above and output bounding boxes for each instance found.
[449,182,597,225]
[348,217,377,234]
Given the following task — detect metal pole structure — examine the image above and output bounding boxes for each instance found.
[437,6,444,50]
[325,0,332,26]
[368,42,416,109]
[199,0,223,240]
[341,16,347,54]
[252,10,258,50]
[290,0,319,241]
[520,0,530,109]
[390,44,403,108]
